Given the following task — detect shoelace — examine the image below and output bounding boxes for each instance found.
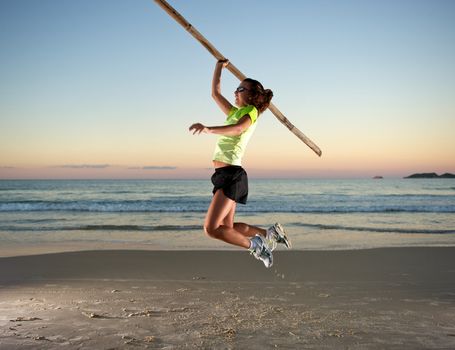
[259,245,271,258]
[250,243,268,258]
[249,241,260,257]
[266,230,278,251]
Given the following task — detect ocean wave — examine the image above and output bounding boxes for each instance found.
[0,200,454,213]
[291,222,455,234]
[2,222,454,235]
[78,224,201,231]
[0,224,202,232]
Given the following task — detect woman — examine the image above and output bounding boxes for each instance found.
[189,59,290,268]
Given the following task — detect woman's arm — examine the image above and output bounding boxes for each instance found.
[189,115,252,137]
[212,60,234,115]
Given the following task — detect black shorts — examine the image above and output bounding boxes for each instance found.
[211,166,248,204]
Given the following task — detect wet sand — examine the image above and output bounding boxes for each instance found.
[1,248,455,349]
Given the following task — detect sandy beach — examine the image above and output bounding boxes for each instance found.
[0,247,454,349]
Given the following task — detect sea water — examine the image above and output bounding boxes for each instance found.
[0,179,454,251]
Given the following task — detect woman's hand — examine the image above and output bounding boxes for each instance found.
[216,59,230,68]
[189,123,209,135]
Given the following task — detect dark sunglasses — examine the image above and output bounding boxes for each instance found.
[235,86,249,93]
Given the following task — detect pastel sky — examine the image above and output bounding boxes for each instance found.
[1,0,454,179]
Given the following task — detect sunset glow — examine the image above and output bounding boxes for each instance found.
[1,0,454,179]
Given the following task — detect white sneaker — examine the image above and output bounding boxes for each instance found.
[266,223,291,251]
[249,234,273,268]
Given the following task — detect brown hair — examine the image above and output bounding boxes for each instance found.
[243,78,273,114]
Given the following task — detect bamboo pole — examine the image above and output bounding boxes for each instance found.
[154,0,322,157]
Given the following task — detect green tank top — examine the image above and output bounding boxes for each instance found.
[212,105,258,166]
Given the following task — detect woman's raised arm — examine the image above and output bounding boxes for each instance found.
[211,59,234,115]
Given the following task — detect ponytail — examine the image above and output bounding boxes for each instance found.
[243,78,273,114]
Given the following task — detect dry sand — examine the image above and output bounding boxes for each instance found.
[1,248,455,349]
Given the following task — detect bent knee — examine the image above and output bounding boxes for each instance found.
[203,224,220,239]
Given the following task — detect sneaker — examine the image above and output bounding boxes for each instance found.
[249,234,273,268]
[266,223,291,251]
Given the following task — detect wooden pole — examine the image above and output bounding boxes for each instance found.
[154,0,322,157]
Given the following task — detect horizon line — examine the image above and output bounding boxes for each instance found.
[0,176,441,181]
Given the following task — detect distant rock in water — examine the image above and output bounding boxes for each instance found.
[404,172,455,179]
[405,173,439,178]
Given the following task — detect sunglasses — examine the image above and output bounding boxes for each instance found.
[235,86,249,93]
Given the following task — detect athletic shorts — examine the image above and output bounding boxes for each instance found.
[211,165,248,204]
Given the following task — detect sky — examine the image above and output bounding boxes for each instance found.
[1,0,454,179]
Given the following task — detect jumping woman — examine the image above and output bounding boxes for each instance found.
[189,59,291,268]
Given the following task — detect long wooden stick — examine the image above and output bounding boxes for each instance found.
[154,0,322,157]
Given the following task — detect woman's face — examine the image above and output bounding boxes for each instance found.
[234,81,253,107]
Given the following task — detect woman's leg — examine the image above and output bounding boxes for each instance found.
[234,222,266,238]
[222,200,236,228]
[219,192,266,238]
[204,189,251,249]
[221,199,266,238]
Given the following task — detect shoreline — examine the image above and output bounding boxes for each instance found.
[1,240,455,258]
[2,247,455,283]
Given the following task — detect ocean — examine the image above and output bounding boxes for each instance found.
[1,179,454,251]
